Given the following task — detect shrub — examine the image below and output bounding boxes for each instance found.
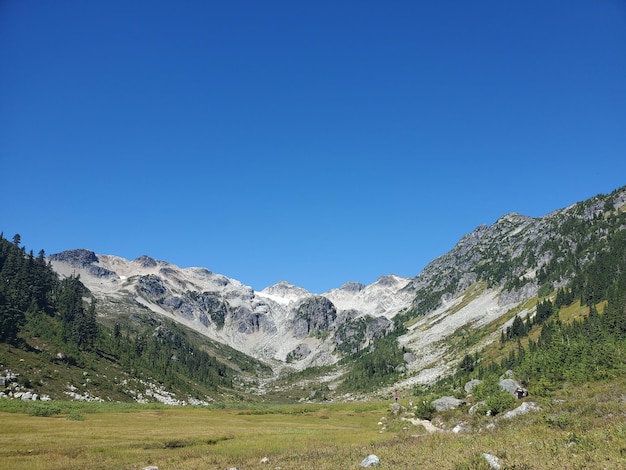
[28,403,62,417]
[473,377,515,416]
[485,391,514,415]
[414,400,436,420]
[66,410,85,421]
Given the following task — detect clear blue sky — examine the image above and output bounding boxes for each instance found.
[1,1,625,293]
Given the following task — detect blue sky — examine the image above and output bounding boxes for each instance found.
[1,1,625,293]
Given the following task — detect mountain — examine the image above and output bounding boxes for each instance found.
[48,251,415,373]
[3,185,626,403]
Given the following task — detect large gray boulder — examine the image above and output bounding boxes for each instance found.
[464,379,481,394]
[390,402,402,415]
[431,396,464,411]
[499,378,521,395]
[502,401,542,419]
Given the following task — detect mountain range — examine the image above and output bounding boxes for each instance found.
[46,185,626,394]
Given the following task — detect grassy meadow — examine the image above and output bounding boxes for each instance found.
[1,377,626,470]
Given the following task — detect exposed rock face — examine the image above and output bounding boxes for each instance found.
[340,281,365,292]
[499,282,539,305]
[232,307,275,334]
[137,275,168,300]
[325,274,414,319]
[293,296,337,339]
[47,186,626,382]
[49,249,98,267]
[335,315,393,355]
[135,255,158,268]
[287,343,311,362]
[49,249,116,278]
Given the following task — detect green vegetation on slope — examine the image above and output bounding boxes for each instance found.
[0,233,243,402]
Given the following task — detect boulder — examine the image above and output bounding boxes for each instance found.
[469,401,487,415]
[360,454,380,467]
[452,423,472,433]
[502,401,542,419]
[431,396,464,411]
[481,453,501,469]
[464,379,481,394]
[499,378,521,395]
[403,352,416,363]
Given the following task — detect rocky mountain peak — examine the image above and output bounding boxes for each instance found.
[49,249,98,267]
[258,281,311,304]
[338,281,365,292]
[133,255,158,268]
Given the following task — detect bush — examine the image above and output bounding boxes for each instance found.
[66,410,85,421]
[473,377,515,416]
[485,391,514,415]
[28,403,62,417]
[414,400,436,420]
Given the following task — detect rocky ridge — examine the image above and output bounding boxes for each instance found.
[49,251,415,372]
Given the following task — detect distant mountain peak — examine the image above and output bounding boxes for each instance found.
[133,255,158,268]
[259,281,311,302]
[338,281,365,292]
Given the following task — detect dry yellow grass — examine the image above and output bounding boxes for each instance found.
[1,385,626,470]
[0,404,390,470]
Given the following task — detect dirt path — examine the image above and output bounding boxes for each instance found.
[401,417,444,433]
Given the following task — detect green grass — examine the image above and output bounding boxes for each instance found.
[1,377,625,469]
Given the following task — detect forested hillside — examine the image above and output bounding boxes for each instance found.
[443,188,626,397]
[0,233,242,402]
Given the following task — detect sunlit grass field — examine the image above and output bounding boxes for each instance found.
[1,378,626,470]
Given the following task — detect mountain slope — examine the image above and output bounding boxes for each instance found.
[395,185,626,385]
